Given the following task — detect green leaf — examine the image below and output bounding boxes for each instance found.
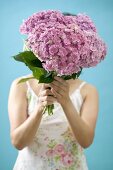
[61,68,82,80]
[77,67,83,77]
[12,51,46,81]
[61,75,71,80]
[18,77,35,84]
[45,72,53,78]
[31,67,46,80]
[12,51,43,68]
[39,72,54,83]
[12,51,36,62]
[72,68,83,79]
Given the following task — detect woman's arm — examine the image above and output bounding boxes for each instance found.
[50,76,99,148]
[8,78,56,150]
[61,85,99,148]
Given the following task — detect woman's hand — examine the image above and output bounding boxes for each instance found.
[38,83,57,111]
[50,76,71,106]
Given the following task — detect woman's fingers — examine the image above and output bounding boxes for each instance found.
[51,76,69,93]
[39,89,53,97]
[38,83,57,106]
[51,81,65,93]
[50,83,64,96]
[38,83,54,97]
[50,79,69,97]
[51,88,62,99]
[41,83,51,90]
[39,95,57,106]
[54,76,68,87]
[38,78,69,107]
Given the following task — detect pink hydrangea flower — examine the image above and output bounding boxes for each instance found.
[75,13,97,32]
[20,10,107,76]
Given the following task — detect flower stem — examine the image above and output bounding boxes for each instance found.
[43,104,54,115]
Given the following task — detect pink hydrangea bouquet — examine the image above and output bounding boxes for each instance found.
[13,10,107,115]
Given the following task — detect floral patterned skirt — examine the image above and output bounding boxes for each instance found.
[13,127,88,170]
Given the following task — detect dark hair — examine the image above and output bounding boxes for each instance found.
[62,12,77,16]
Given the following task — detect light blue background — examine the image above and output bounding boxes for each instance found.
[0,0,113,169]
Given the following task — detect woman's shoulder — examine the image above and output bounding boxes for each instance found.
[10,74,32,94]
[12,74,33,84]
[84,81,98,93]
[11,74,42,97]
[79,79,99,100]
[71,78,98,92]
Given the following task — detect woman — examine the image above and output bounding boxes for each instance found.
[8,73,98,170]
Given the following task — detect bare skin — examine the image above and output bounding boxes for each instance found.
[8,74,99,150]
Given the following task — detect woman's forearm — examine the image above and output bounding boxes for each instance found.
[11,105,44,150]
[61,99,94,148]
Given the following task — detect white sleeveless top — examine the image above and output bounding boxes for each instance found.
[13,79,88,170]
